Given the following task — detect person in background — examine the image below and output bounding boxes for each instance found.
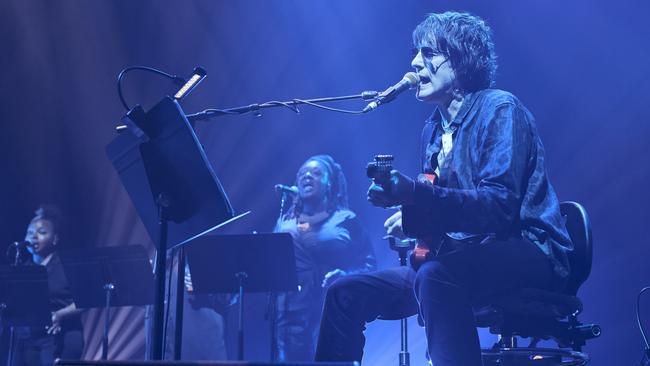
[274,154,376,362]
[11,204,84,365]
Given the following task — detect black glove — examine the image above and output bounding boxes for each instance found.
[367,170,416,208]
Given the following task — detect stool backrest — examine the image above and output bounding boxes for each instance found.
[560,201,593,296]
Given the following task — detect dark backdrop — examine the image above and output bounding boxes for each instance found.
[1,1,649,364]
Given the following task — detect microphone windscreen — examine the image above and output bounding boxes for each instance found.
[403,72,420,87]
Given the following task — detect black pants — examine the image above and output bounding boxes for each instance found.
[275,280,324,362]
[315,237,555,366]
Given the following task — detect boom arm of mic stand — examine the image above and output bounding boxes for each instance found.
[186,91,379,122]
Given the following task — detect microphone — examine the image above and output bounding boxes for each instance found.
[363,72,420,113]
[13,240,33,248]
[275,184,298,195]
[7,241,32,265]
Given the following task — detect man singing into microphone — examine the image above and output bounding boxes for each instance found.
[315,12,572,366]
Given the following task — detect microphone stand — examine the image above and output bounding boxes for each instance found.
[5,241,28,366]
[266,190,292,362]
[387,236,415,366]
[114,91,380,134]
[186,92,378,122]
[278,191,290,221]
[13,243,22,266]
[8,242,28,266]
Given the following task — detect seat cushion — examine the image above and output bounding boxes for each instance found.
[475,288,583,328]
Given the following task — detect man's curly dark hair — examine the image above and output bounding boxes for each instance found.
[413,11,497,93]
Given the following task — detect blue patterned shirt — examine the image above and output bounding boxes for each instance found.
[402,89,573,280]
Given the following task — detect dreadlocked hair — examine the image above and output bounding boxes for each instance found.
[288,154,349,218]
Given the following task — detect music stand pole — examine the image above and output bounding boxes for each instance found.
[268,292,278,362]
[151,195,169,360]
[1,304,14,366]
[7,326,15,366]
[268,192,289,362]
[173,247,185,360]
[102,283,115,360]
[236,271,248,360]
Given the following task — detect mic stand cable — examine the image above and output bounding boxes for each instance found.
[186,91,379,122]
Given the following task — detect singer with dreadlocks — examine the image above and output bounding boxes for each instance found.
[272,154,376,362]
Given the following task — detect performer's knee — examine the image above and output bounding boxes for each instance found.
[413,260,461,302]
[326,276,358,305]
[324,275,364,310]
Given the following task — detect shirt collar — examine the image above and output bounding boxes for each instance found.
[38,252,55,266]
[429,90,482,127]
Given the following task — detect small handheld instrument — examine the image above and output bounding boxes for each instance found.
[367,154,435,270]
[366,154,394,190]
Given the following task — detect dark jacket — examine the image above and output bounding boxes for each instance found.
[402,89,573,279]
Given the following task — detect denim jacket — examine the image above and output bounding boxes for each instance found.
[402,89,572,279]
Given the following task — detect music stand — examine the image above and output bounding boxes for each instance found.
[106,96,234,360]
[58,245,154,360]
[0,265,51,366]
[185,233,298,361]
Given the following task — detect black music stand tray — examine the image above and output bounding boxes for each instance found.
[185,233,298,361]
[106,96,234,360]
[0,265,51,366]
[58,245,154,360]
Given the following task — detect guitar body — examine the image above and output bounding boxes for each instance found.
[410,173,438,271]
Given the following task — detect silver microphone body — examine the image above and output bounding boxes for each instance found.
[363,72,420,113]
[14,240,33,248]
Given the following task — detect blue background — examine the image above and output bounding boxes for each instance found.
[1,1,649,364]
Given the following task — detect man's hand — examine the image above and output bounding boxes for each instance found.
[384,211,407,240]
[47,311,63,335]
[322,269,347,288]
[367,170,416,208]
[46,303,78,335]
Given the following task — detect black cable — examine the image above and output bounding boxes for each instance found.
[186,96,368,121]
[116,67,373,117]
[117,66,185,111]
[192,101,300,119]
[263,101,301,114]
[291,99,367,114]
[198,108,240,116]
